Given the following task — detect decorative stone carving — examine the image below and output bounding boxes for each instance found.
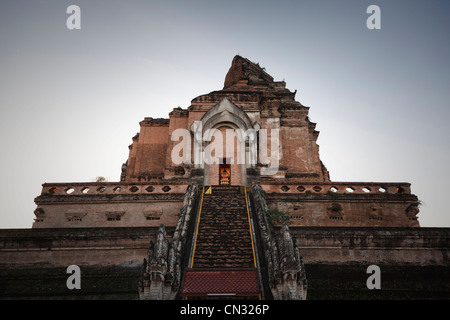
[139,184,199,300]
[196,98,254,135]
[64,209,87,222]
[406,203,420,221]
[104,211,125,221]
[33,207,46,223]
[143,206,163,220]
[277,223,307,300]
[251,184,307,300]
[138,225,173,300]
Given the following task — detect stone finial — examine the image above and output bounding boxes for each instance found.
[278,222,307,300]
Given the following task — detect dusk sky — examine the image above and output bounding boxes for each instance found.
[0,0,449,228]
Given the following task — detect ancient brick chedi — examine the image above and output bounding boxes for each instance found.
[2,56,444,301]
[33,55,420,230]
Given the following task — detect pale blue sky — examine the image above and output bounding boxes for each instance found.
[0,0,449,228]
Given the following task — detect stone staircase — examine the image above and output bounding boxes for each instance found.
[191,186,255,269]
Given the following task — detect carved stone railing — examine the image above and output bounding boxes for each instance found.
[250,184,307,300]
[258,181,412,195]
[39,181,191,196]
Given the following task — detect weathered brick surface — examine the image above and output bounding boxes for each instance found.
[192,186,254,268]
[0,226,447,299]
[0,227,166,268]
[33,191,185,228]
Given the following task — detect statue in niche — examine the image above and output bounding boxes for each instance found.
[220,168,230,185]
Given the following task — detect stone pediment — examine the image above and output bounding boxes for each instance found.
[191,98,254,134]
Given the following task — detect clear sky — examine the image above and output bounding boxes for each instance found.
[0,0,449,228]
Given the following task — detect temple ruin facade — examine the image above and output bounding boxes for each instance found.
[32,55,420,230]
[0,56,448,300]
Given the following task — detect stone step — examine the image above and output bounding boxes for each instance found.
[193,257,254,264]
[203,186,242,194]
[195,241,251,248]
[194,245,252,252]
[194,250,253,257]
[201,205,246,210]
[197,228,250,234]
[196,241,251,245]
[194,262,254,268]
[196,233,251,240]
[194,257,253,261]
